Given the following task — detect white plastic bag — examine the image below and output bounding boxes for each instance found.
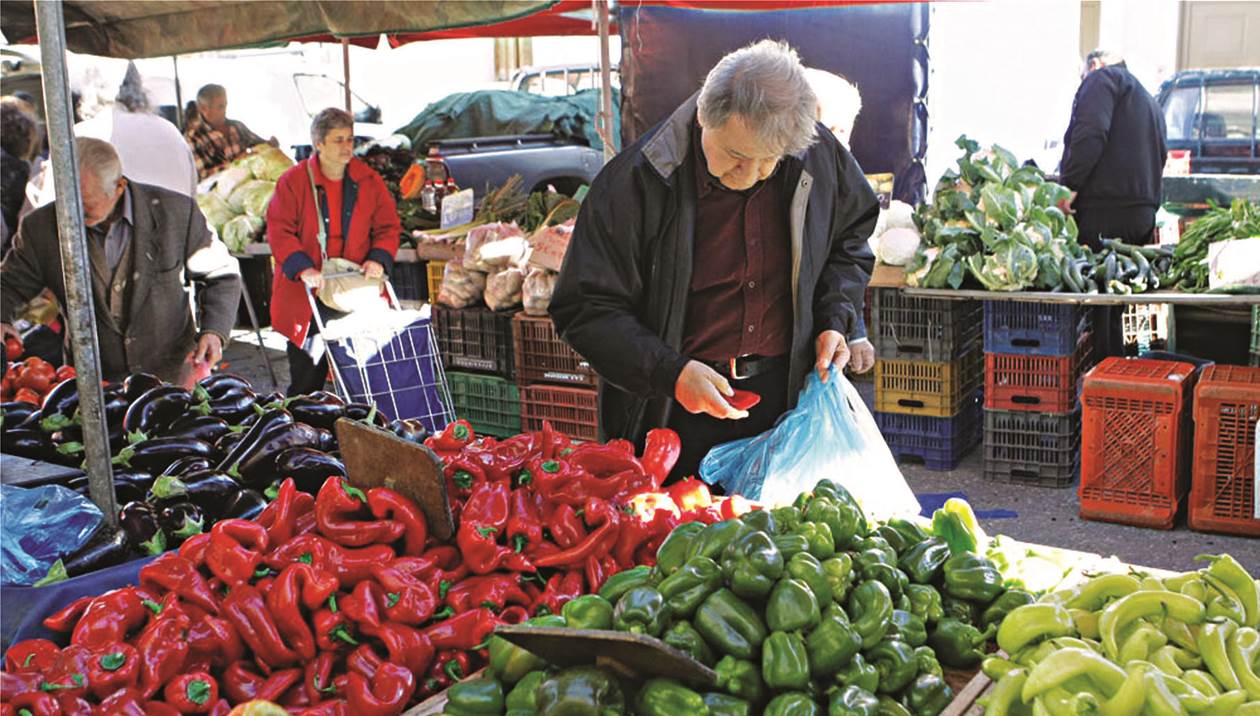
[699,372,920,519]
[437,261,487,308]
[485,267,524,311]
[522,267,557,316]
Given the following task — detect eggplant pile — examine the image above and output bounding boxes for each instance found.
[0,372,429,586]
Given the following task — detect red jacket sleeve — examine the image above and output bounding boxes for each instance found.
[266,168,318,280]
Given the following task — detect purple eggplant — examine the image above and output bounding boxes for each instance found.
[122,373,163,402]
[161,455,216,477]
[207,388,258,424]
[122,386,211,436]
[288,391,346,430]
[271,447,346,494]
[36,526,133,585]
[3,428,55,460]
[66,472,150,505]
[118,501,166,556]
[158,501,205,541]
[390,418,430,445]
[2,401,39,430]
[215,431,246,454]
[199,373,253,398]
[236,422,323,487]
[316,428,337,453]
[115,436,218,474]
[222,489,267,520]
[149,470,241,515]
[344,403,390,428]
[38,379,80,432]
[164,415,231,444]
[217,409,293,475]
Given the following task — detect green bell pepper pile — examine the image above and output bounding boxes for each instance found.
[979,554,1260,716]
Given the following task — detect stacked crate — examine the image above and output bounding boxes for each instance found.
[1079,357,1198,529]
[871,289,984,470]
[1188,365,1260,536]
[431,304,520,438]
[512,313,600,442]
[1251,306,1259,367]
[982,302,1092,487]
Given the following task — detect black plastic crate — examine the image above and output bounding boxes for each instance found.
[391,261,427,302]
[875,390,982,440]
[983,407,1081,488]
[984,301,1091,357]
[871,289,982,361]
[432,305,515,377]
[885,422,981,471]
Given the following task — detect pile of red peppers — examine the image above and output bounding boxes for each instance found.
[1,421,749,715]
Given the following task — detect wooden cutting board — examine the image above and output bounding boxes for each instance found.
[334,418,454,541]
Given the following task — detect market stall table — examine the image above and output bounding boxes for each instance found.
[900,287,1260,306]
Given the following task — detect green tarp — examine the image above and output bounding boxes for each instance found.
[395,88,621,153]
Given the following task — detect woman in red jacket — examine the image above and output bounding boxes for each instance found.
[266,108,401,394]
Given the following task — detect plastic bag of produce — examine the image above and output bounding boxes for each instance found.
[1,484,103,586]
[227,179,276,219]
[522,267,557,316]
[221,214,264,253]
[206,164,252,200]
[700,372,920,519]
[464,222,526,271]
[485,267,524,311]
[246,146,295,182]
[195,191,236,232]
[437,261,487,308]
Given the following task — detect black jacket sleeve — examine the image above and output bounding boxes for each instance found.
[813,148,878,340]
[1060,70,1121,190]
[550,167,689,399]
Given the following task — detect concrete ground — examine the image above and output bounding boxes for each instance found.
[223,333,1258,574]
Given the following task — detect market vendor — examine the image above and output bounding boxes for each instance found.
[266,107,400,396]
[550,40,878,482]
[0,137,241,384]
[1058,49,1167,250]
[185,84,277,180]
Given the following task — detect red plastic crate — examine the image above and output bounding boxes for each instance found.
[984,332,1093,414]
[1078,357,1198,529]
[1189,365,1260,536]
[513,314,598,387]
[519,383,599,442]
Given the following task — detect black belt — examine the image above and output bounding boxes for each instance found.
[703,354,787,381]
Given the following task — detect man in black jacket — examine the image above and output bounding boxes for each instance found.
[550,40,878,482]
[1060,49,1168,250]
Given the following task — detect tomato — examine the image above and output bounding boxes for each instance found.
[55,365,76,382]
[4,336,22,359]
[23,356,45,368]
[15,369,52,396]
[13,388,41,405]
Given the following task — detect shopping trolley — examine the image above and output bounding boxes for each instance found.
[308,276,454,433]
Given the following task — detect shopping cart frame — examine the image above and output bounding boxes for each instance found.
[307,274,454,431]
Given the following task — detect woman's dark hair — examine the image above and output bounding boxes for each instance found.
[0,97,40,161]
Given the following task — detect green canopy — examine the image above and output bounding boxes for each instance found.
[0,0,555,58]
[396,88,621,153]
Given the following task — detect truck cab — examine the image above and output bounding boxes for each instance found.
[1157,68,1260,175]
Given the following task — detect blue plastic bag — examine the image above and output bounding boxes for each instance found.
[1,484,103,586]
[700,373,921,519]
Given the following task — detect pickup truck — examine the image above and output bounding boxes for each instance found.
[422,133,603,197]
[1157,68,1260,174]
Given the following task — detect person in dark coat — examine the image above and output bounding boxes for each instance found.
[0,97,40,254]
[1059,49,1168,358]
[1059,49,1168,250]
[550,40,878,482]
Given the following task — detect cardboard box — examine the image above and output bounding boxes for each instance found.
[869,263,907,287]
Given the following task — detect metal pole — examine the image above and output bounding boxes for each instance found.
[596,0,615,163]
[34,0,118,526]
[173,55,184,130]
[342,38,352,113]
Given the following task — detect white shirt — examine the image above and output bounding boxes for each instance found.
[75,106,198,198]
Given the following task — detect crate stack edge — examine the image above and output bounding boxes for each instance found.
[982,301,1092,488]
[432,299,517,438]
[512,312,600,442]
[871,289,983,471]
[1188,365,1260,537]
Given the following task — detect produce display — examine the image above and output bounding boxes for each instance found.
[904,136,1259,295]
[196,145,294,253]
[445,485,1029,716]
[978,553,1260,715]
[2,351,75,407]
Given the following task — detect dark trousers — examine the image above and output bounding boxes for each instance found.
[666,363,790,486]
[285,302,345,396]
[1075,205,1156,359]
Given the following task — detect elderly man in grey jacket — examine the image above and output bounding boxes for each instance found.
[1,137,241,383]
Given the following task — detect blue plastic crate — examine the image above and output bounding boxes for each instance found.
[875,390,982,440]
[885,421,981,471]
[984,301,1090,356]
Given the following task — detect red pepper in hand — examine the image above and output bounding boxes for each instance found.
[372,622,434,675]
[85,642,140,699]
[366,486,428,556]
[163,671,219,714]
[257,478,313,547]
[135,614,190,698]
[71,587,150,650]
[4,639,60,674]
[303,651,339,704]
[533,498,622,568]
[41,596,92,634]
[641,428,682,488]
[422,607,498,651]
[345,662,414,716]
[187,615,244,669]
[205,519,268,587]
[315,477,405,547]
[371,565,439,625]
[177,533,212,567]
[313,608,358,652]
[725,389,761,411]
[266,563,339,661]
[221,585,299,668]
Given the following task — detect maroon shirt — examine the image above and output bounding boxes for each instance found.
[681,124,793,362]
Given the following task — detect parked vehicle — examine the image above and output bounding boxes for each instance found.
[1156,68,1260,174]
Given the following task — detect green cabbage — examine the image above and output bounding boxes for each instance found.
[227,179,276,219]
[196,192,235,232]
[246,147,294,182]
[221,214,264,253]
